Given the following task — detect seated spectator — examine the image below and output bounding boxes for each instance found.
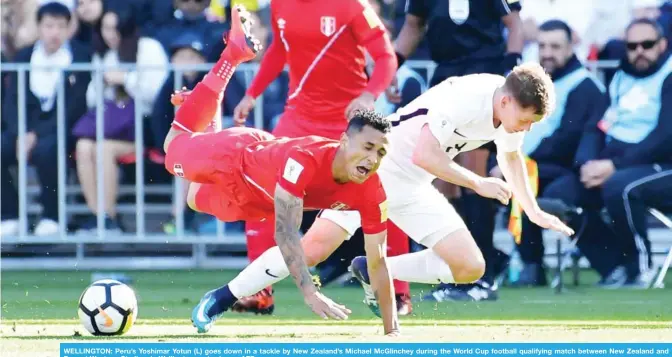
[71,0,104,51]
[0,2,90,236]
[71,4,168,232]
[503,20,608,286]
[1,0,39,59]
[151,0,227,61]
[553,19,672,288]
[599,0,671,84]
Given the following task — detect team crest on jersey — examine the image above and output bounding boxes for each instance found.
[330,202,350,210]
[320,16,336,37]
[173,164,184,177]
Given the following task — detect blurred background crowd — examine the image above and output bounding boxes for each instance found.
[1,0,671,296]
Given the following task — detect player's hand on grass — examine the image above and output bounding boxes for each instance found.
[304,291,351,320]
[345,92,376,120]
[384,77,402,104]
[233,95,256,126]
[474,177,512,205]
[528,210,575,236]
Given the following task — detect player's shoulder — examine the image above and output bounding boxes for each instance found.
[285,136,339,158]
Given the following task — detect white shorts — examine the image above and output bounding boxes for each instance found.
[319,173,467,248]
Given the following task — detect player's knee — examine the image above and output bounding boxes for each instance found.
[451,254,485,283]
[303,240,330,267]
[163,128,182,154]
[304,250,324,267]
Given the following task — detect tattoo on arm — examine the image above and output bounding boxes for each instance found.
[274,186,314,295]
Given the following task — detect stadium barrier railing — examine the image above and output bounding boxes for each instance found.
[3,59,668,271]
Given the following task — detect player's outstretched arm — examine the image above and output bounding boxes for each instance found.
[274,184,351,320]
[363,230,399,336]
[497,150,575,236]
[412,124,512,204]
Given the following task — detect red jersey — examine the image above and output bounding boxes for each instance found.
[241,136,388,234]
[246,0,395,123]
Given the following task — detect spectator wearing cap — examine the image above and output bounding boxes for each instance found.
[151,0,227,61]
[149,31,208,234]
[71,3,168,232]
[150,32,207,152]
[1,2,90,236]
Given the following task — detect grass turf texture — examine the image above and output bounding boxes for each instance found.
[1,270,671,356]
[2,270,671,321]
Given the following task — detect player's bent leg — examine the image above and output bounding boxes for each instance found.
[430,228,486,283]
[192,218,348,332]
[384,228,484,285]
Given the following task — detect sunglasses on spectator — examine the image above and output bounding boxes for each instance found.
[626,39,660,51]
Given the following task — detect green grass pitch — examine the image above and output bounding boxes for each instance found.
[1,269,671,356]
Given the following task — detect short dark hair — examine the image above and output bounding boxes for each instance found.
[37,2,72,23]
[539,20,572,42]
[504,62,556,118]
[626,18,665,39]
[346,109,391,135]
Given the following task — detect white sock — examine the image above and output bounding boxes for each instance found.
[388,249,454,284]
[228,246,289,298]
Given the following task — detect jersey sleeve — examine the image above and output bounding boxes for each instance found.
[405,0,429,18]
[426,109,459,146]
[495,132,526,153]
[357,175,388,234]
[494,0,522,17]
[349,0,387,45]
[277,148,318,198]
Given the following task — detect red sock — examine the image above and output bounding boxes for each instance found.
[245,219,277,262]
[171,55,236,133]
[387,220,411,296]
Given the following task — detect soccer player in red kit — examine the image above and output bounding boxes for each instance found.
[232,0,411,314]
[163,6,399,336]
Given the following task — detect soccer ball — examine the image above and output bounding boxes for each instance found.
[77,279,138,336]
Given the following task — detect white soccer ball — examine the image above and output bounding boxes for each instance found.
[77,279,138,336]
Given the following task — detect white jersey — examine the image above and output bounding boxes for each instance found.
[382,73,526,184]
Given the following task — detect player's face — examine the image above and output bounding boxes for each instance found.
[538,30,573,73]
[499,96,542,133]
[342,126,389,184]
[626,24,666,72]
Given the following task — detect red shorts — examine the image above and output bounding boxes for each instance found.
[272,109,347,140]
[165,127,274,222]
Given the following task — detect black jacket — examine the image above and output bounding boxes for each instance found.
[3,41,91,136]
[529,55,609,168]
[574,51,672,168]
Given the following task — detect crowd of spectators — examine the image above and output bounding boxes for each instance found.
[1,0,671,290]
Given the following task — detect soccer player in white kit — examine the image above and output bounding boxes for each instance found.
[196,63,574,329]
